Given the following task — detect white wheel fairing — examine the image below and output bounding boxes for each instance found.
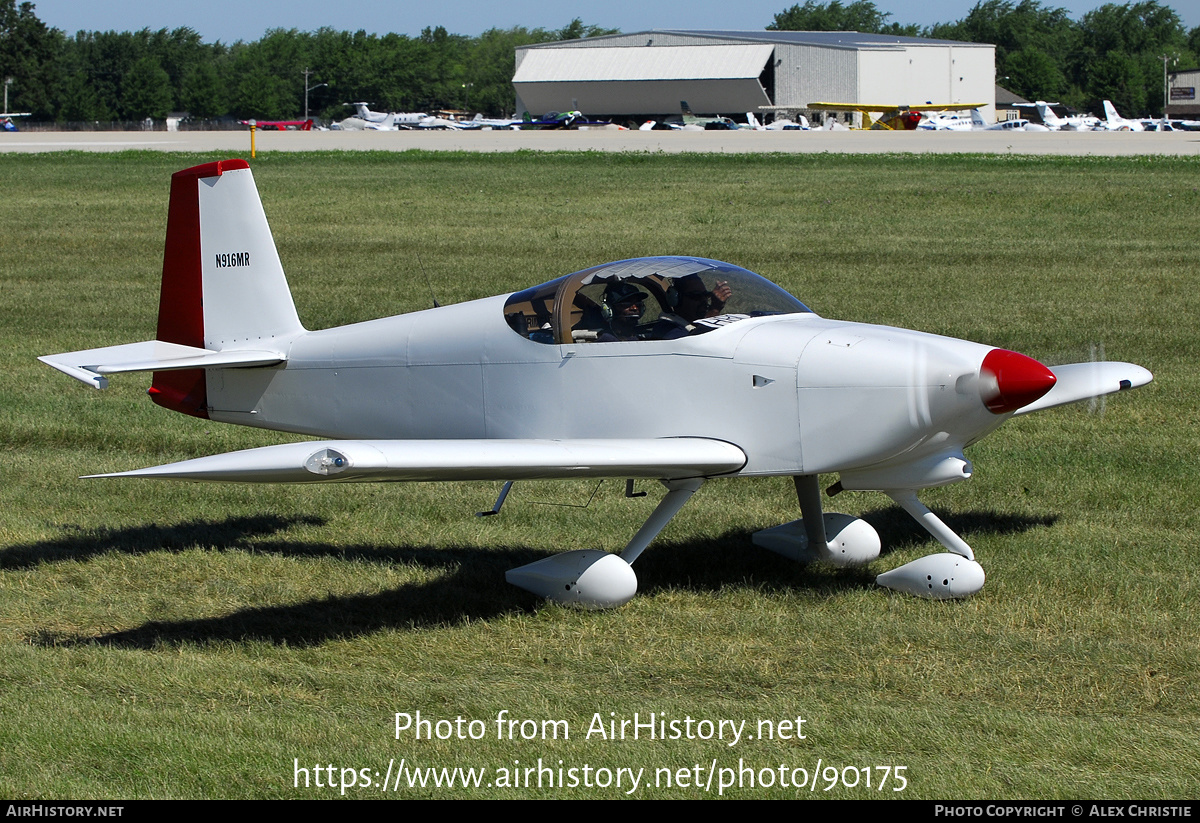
[875,553,985,599]
[506,550,637,609]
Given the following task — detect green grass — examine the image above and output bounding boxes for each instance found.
[1,150,1197,798]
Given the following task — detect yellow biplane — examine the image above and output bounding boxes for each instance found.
[808,102,985,130]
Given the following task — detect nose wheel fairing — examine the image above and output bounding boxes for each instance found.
[750,475,987,600]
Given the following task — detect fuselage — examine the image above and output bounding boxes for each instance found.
[207,294,1009,479]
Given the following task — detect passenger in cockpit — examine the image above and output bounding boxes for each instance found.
[651,274,734,339]
[678,274,731,320]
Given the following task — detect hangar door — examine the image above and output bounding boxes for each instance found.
[513,44,774,116]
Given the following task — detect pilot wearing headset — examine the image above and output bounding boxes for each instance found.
[597,281,648,342]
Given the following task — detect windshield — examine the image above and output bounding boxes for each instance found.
[503,257,811,344]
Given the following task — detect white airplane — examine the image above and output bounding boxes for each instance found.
[918,109,1041,132]
[1033,101,1100,132]
[350,102,431,126]
[348,102,394,124]
[39,160,1152,608]
[747,112,809,130]
[413,114,464,130]
[464,113,523,130]
[336,103,452,131]
[1100,100,1145,132]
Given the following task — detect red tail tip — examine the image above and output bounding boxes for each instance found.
[980,349,1057,414]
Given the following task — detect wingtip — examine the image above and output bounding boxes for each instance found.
[1122,364,1153,389]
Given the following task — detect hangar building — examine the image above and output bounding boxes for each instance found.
[1166,68,1199,118]
[513,30,996,124]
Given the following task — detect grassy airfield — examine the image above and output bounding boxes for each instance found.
[0,150,1197,799]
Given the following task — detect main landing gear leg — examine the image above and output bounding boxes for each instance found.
[752,475,882,565]
[505,478,704,609]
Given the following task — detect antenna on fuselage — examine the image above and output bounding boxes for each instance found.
[416,252,441,308]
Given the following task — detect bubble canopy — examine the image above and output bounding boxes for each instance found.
[503,257,812,345]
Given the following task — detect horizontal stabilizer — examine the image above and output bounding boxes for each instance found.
[85,438,748,483]
[39,341,286,389]
[1012,361,1152,415]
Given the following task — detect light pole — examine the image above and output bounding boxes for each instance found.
[1160,55,1173,117]
[304,68,327,121]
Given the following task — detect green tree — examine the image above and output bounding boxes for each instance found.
[1075,2,1189,115]
[1005,44,1070,100]
[121,55,172,118]
[226,29,314,118]
[0,0,62,118]
[767,1,918,35]
[56,69,105,121]
[180,62,223,118]
[554,18,619,40]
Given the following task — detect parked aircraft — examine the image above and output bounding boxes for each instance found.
[346,102,418,126]
[334,104,465,131]
[808,102,984,130]
[412,115,464,130]
[40,160,1152,608]
[673,101,742,130]
[239,119,314,131]
[1,110,30,131]
[1030,101,1099,131]
[1100,100,1145,131]
[747,112,809,130]
[463,113,523,130]
[332,104,398,131]
[917,109,1040,132]
[519,111,611,129]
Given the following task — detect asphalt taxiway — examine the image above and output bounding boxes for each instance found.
[2,128,1197,155]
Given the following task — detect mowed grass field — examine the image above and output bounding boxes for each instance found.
[0,150,1196,799]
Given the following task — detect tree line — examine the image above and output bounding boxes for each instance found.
[1,0,1195,123]
[0,6,616,122]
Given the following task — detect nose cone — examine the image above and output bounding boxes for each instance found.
[980,349,1057,414]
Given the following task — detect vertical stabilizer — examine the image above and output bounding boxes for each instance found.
[151,159,303,418]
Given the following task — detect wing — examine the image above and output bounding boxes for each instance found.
[807,102,902,113]
[913,103,986,111]
[84,438,748,483]
[1012,361,1152,416]
[807,102,984,112]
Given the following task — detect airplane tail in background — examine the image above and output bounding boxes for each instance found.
[39,159,300,417]
[1034,101,1061,127]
